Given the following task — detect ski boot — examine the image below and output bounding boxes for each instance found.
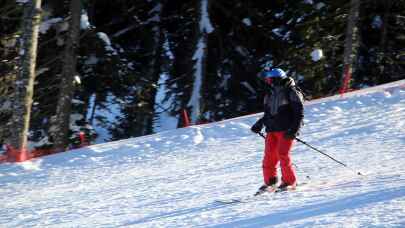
[276,182,297,192]
[255,177,278,196]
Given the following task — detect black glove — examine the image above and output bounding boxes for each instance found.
[251,119,263,134]
[284,130,298,139]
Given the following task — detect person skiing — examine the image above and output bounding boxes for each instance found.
[251,68,304,195]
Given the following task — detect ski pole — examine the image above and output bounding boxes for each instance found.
[257,132,362,176]
[259,132,266,139]
[295,137,363,176]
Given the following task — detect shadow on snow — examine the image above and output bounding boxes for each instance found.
[212,186,405,227]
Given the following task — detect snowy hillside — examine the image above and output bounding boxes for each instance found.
[1,80,405,227]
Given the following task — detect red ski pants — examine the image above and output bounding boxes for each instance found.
[262,132,296,185]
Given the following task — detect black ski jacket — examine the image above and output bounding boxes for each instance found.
[257,77,304,134]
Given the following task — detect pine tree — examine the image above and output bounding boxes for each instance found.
[0,1,23,147]
[106,1,166,139]
[356,0,405,87]
[163,0,200,126]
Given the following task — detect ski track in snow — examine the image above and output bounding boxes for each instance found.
[1,80,405,227]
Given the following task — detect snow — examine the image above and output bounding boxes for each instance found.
[16,0,29,4]
[86,93,122,143]
[73,75,81,84]
[96,32,117,55]
[311,49,323,62]
[272,28,291,41]
[242,18,252,26]
[147,3,162,23]
[315,2,326,10]
[188,38,205,122]
[275,12,284,18]
[1,100,11,110]
[80,12,91,30]
[153,74,179,132]
[69,113,85,132]
[84,54,99,65]
[39,18,63,34]
[1,80,405,227]
[200,0,214,33]
[97,32,111,47]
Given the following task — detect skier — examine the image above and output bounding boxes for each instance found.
[251,68,304,194]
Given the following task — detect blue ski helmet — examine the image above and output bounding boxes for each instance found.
[262,68,287,79]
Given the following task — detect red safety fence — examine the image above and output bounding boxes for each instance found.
[0,131,90,164]
[182,109,190,127]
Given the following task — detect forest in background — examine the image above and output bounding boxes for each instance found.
[0,0,404,151]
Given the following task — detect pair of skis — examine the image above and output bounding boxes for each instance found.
[215,185,297,205]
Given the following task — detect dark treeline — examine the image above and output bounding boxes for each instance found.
[0,0,404,150]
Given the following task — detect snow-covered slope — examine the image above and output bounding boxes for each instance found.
[1,80,405,227]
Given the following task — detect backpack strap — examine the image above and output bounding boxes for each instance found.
[287,86,305,104]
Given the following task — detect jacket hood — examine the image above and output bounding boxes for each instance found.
[283,77,295,87]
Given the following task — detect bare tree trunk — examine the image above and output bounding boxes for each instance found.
[89,93,98,125]
[379,1,390,49]
[9,0,42,153]
[53,0,82,150]
[341,0,360,93]
[187,0,212,123]
[378,0,392,76]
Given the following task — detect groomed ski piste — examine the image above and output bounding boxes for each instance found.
[1,80,405,227]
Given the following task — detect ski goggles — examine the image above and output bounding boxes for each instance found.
[264,77,273,85]
[261,71,274,84]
